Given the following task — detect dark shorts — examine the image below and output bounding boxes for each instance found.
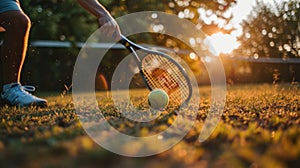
[0,0,20,13]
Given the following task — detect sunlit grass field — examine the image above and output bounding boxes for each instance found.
[0,84,299,168]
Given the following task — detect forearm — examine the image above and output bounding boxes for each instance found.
[76,0,111,18]
[77,0,121,39]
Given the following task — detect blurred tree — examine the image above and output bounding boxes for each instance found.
[235,0,300,59]
[22,0,98,42]
[105,0,237,35]
[20,0,237,42]
[230,0,300,84]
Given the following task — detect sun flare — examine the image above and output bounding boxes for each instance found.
[206,32,240,56]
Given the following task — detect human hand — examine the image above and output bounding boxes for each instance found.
[98,15,121,41]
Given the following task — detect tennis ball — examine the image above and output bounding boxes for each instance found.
[148,89,169,110]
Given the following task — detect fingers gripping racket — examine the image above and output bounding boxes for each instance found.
[119,35,192,106]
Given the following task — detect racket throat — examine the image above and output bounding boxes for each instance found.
[129,46,152,91]
[129,46,141,63]
[139,70,153,91]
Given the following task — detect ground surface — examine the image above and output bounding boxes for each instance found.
[0,84,299,168]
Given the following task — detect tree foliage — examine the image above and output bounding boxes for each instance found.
[235,0,300,58]
[105,0,237,35]
[22,0,98,42]
[20,0,237,42]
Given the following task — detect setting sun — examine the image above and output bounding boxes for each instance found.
[206,32,240,56]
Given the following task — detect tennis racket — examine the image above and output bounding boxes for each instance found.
[119,34,192,107]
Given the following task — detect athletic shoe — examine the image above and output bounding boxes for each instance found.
[1,83,47,107]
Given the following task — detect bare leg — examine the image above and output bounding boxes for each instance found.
[0,10,31,84]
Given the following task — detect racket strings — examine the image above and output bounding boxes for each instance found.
[154,55,188,103]
[142,54,190,105]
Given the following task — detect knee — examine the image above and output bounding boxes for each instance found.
[16,13,31,30]
[1,11,31,32]
[6,12,31,31]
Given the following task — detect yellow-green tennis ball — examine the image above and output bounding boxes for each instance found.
[148,89,169,110]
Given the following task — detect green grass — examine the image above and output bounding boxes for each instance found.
[0,84,299,168]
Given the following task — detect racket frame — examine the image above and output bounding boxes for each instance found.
[120,35,193,105]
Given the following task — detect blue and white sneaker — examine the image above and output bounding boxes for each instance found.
[1,83,47,107]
